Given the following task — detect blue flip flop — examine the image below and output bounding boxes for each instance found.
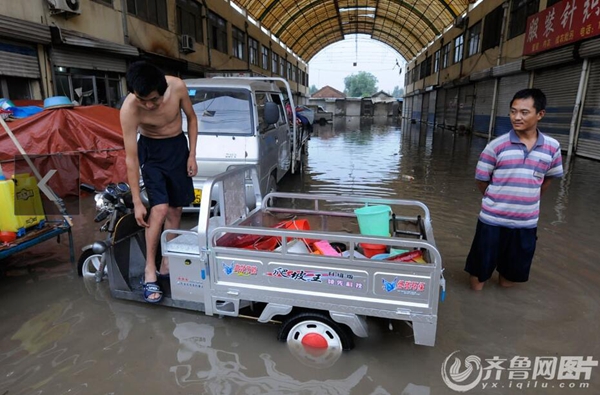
[142,281,163,303]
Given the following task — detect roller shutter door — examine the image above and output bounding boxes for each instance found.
[404,96,413,119]
[494,73,530,136]
[412,94,423,121]
[444,88,458,129]
[533,63,581,148]
[427,90,436,125]
[578,60,600,160]
[0,40,40,78]
[473,80,495,135]
[457,84,475,131]
[52,47,127,73]
[435,89,446,126]
[421,92,429,123]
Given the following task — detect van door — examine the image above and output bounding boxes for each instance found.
[269,92,290,181]
[256,92,279,193]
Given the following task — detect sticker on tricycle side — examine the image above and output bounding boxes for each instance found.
[214,257,433,306]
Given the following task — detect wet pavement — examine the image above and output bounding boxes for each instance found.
[1,117,599,394]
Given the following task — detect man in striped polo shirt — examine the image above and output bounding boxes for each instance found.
[465,88,563,291]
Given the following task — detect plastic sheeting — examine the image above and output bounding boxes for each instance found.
[0,105,126,197]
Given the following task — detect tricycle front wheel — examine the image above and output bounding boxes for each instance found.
[77,249,106,278]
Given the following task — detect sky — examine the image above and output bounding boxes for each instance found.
[308,34,407,94]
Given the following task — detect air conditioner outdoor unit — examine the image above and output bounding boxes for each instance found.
[47,0,81,16]
[454,15,467,29]
[180,35,196,54]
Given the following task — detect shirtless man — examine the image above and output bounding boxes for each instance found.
[120,61,198,303]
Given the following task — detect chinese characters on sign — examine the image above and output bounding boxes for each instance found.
[524,0,600,55]
[266,267,367,289]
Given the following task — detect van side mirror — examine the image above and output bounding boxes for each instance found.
[264,102,280,125]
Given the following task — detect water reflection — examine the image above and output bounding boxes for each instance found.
[170,320,373,394]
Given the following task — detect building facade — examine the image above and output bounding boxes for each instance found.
[0,0,309,107]
[404,0,600,161]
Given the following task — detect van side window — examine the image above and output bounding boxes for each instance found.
[255,93,268,132]
[270,93,286,126]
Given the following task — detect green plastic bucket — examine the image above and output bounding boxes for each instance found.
[354,205,391,236]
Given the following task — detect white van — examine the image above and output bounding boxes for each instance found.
[181,77,306,211]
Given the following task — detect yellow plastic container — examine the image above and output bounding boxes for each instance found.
[0,174,46,236]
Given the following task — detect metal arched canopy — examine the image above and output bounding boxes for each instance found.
[233,0,473,61]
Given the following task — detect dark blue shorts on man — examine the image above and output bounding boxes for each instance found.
[465,220,538,283]
[138,133,194,208]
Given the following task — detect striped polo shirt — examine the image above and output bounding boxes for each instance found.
[475,129,563,229]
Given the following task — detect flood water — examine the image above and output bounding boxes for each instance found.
[1,117,599,394]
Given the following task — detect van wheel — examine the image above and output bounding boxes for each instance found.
[278,311,354,351]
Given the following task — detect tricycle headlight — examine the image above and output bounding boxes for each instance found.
[94,193,104,210]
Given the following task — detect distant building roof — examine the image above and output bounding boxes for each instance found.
[371,90,393,98]
[312,85,346,99]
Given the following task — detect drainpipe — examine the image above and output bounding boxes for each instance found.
[120,0,129,42]
[568,58,589,159]
[488,1,509,142]
[201,0,212,68]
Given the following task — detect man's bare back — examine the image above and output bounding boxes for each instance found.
[121,76,189,139]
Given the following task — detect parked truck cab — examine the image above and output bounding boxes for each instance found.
[181,77,306,211]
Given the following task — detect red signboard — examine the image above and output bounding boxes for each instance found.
[523,0,600,55]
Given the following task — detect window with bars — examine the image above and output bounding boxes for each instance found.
[482,5,503,51]
[232,27,245,60]
[454,35,464,64]
[413,64,419,82]
[272,53,279,74]
[442,43,451,68]
[208,12,227,54]
[433,50,441,73]
[280,58,285,77]
[508,0,540,39]
[249,37,259,66]
[287,61,292,80]
[126,0,167,29]
[176,0,202,43]
[467,22,481,57]
[261,46,269,70]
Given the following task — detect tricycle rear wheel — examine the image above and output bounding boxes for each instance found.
[278,311,354,350]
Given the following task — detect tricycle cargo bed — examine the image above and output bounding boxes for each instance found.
[160,166,445,347]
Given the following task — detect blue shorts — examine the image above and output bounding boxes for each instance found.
[138,133,194,208]
[465,220,538,283]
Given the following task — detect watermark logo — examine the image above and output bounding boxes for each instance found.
[441,350,483,392]
[441,350,598,392]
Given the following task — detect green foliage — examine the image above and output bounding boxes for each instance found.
[344,72,378,97]
[391,86,404,98]
[309,85,318,95]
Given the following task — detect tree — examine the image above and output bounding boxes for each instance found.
[309,85,318,95]
[344,72,378,97]
[391,86,404,98]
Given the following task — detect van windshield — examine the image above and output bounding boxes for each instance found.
[189,88,253,135]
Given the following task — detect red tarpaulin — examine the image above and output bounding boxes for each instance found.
[0,105,126,197]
